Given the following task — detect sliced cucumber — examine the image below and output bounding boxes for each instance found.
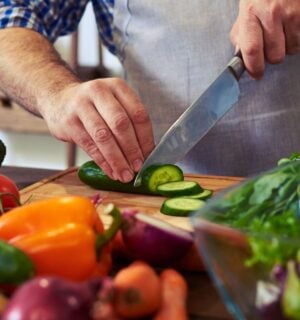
[78,161,183,195]
[160,197,205,217]
[157,180,202,197]
[180,189,213,200]
[141,164,184,193]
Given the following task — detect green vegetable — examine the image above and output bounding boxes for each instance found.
[209,160,300,268]
[78,161,183,195]
[156,180,202,197]
[278,152,300,166]
[160,197,205,216]
[282,261,300,319]
[0,139,6,167]
[181,189,213,200]
[0,240,35,285]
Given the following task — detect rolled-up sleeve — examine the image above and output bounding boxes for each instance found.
[0,0,89,42]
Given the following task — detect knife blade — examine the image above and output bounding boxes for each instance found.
[134,54,245,187]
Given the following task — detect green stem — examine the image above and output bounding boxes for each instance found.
[95,204,122,260]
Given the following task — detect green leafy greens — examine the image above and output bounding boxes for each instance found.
[210,159,300,268]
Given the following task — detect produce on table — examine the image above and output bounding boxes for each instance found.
[154,268,188,320]
[0,196,121,281]
[207,158,300,319]
[91,277,121,320]
[113,261,162,318]
[1,276,101,320]
[120,209,194,266]
[160,197,205,216]
[156,180,203,197]
[1,262,189,319]
[0,174,20,214]
[0,240,34,285]
[78,161,184,195]
[177,188,213,200]
[78,160,213,216]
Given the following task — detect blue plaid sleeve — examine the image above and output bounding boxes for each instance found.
[0,0,89,43]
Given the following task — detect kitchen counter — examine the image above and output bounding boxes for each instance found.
[0,165,234,320]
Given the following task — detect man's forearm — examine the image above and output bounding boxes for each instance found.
[0,27,80,116]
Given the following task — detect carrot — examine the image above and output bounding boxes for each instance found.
[154,268,188,320]
[113,261,161,318]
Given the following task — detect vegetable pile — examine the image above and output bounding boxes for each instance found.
[207,154,300,320]
[0,144,206,318]
[0,195,191,319]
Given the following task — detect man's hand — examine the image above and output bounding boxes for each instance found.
[230,0,300,79]
[0,28,154,183]
[41,78,155,183]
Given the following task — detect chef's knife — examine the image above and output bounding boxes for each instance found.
[134,53,245,187]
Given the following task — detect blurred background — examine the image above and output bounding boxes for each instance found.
[0,3,123,170]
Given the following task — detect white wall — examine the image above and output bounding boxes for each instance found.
[0,3,122,170]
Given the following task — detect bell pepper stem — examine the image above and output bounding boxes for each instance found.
[95,203,122,259]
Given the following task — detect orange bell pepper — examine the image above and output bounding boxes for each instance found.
[0,196,121,281]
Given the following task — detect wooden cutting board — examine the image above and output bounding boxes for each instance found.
[20,167,243,231]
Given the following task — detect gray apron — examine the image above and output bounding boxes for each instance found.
[113,0,300,177]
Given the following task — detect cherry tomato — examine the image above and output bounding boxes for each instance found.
[0,175,20,213]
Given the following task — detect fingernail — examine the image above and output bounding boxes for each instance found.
[132,158,143,172]
[122,170,133,183]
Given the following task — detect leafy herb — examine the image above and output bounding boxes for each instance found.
[210,160,300,268]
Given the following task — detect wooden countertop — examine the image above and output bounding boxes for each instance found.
[0,165,239,320]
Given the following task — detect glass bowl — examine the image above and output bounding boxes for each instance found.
[191,160,300,320]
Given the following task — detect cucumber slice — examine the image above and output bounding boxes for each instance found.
[180,189,213,200]
[157,180,202,197]
[160,198,205,217]
[141,164,184,193]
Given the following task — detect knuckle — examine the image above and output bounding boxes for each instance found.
[132,108,150,124]
[125,145,140,156]
[112,113,131,132]
[268,3,281,21]
[243,43,261,58]
[82,141,98,155]
[86,80,106,95]
[94,127,112,144]
[111,77,125,86]
[285,10,299,26]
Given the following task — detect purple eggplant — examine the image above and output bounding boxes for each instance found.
[2,276,101,320]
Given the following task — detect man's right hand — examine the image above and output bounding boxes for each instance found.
[41,78,155,183]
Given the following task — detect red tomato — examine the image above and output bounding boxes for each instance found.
[0,175,20,213]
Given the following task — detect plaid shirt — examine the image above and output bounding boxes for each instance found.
[0,0,116,54]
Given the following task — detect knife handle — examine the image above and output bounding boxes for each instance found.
[227,50,245,81]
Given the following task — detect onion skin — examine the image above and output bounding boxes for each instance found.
[121,209,194,266]
[2,276,101,320]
